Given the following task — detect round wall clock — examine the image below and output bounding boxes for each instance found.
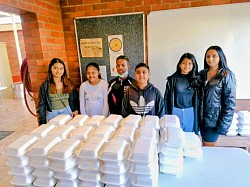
[109,38,122,52]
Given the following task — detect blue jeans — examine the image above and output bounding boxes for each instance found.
[47,106,72,122]
[172,107,194,132]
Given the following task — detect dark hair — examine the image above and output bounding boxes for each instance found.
[116,55,129,63]
[135,63,150,72]
[86,62,101,79]
[204,46,230,71]
[176,52,198,78]
[48,58,74,93]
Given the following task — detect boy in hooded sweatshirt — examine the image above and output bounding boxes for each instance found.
[122,63,165,118]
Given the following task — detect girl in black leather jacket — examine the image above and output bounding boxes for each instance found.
[164,53,199,134]
[37,58,79,125]
[198,46,236,146]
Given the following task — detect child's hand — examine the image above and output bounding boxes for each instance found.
[72,110,78,117]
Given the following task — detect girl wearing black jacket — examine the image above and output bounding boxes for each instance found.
[198,46,236,146]
[37,58,79,125]
[164,53,199,134]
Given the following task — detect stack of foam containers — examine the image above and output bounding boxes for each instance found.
[92,125,116,141]
[77,136,107,187]
[122,115,142,129]
[4,135,39,186]
[49,125,75,140]
[70,126,95,142]
[183,132,202,159]
[86,115,106,128]
[226,113,239,136]
[48,139,82,187]
[30,123,56,138]
[100,139,131,187]
[130,139,158,187]
[237,110,250,136]
[30,136,62,187]
[159,115,185,176]
[48,114,72,126]
[67,114,89,128]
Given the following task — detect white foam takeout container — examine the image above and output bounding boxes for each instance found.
[92,125,116,140]
[4,135,39,157]
[103,114,123,128]
[123,115,141,128]
[55,179,80,187]
[78,158,103,170]
[30,123,56,138]
[49,139,82,160]
[138,127,159,144]
[78,170,103,182]
[54,165,79,180]
[101,169,130,185]
[86,115,106,127]
[9,165,34,176]
[67,114,89,127]
[49,125,75,140]
[32,168,54,178]
[140,115,160,130]
[11,175,35,186]
[29,136,62,157]
[160,115,181,128]
[116,126,137,143]
[7,155,29,167]
[70,126,94,141]
[48,114,72,126]
[33,176,57,187]
[50,154,78,172]
[29,156,50,168]
[130,139,157,163]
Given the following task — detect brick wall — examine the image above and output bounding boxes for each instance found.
[0,0,249,111]
[0,30,25,81]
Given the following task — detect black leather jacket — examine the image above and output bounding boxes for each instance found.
[37,80,79,125]
[198,69,236,135]
[164,73,200,134]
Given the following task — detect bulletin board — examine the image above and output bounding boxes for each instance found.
[148,3,250,99]
[74,13,145,82]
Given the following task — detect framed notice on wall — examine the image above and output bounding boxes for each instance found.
[80,38,103,57]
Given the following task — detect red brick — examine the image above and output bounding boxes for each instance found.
[101,9,118,15]
[191,0,210,7]
[75,5,92,11]
[151,4,170,10]
[85,10,101,16]
[162,0,179,3]
[125,0,143,7]
[84,0,100,4]
[134,5,152,12]
[211,0,231,5]
[107,1,125,9]
[93,3,108,10]
[144,0,161,5]
[117,7,134,14]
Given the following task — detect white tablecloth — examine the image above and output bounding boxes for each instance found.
[159,147,250,187]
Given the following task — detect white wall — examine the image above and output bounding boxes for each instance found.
[148,3,250,99]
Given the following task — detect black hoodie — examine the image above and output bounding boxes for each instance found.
[122,83,165,118]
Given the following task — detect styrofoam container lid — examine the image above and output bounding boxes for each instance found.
[33,177,57,187]
[78,170,103,181]
[78,158,103,170]
[49,125,75,139]
[29,156,50,168]
[101,139,130,161]
[49,139,82,160]
[237,110,250,118]
[54,166,79,180]
[100,160,130,174]
[131,170,158,187]
[56,179,80,187]
[71,126,94,141]
[79,180,104,187]
[29,136,62,156]
[138,127,159,143]
[103,114,123,128]
[11,175,35,186]
[50,154,78,172]
[140,115,160,130]
[123,115,141,128]
[77,142,106,159]
[92,125,116,140]
[116,126,137,142]
[130,139,157,163]
[105,176,130,187]
[67,114,89,127]
[48,114,72,126]
[7,155,30,167]
[130,158,158,174]
[160,163,183,176]
[160,115,181,128]
[9,165,34,175]
[101,169,130,185]
[4,135,39,156]
[159,152,183,165]
[32,168,54,178]
[86,115,105,127]
[160,146,183,157]
[30,123,56,137]
[87,136,107,145]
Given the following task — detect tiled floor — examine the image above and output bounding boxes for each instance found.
[0,89,37,187]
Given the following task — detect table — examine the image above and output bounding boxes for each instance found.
[217,135,250,152]
[158,147,250,187]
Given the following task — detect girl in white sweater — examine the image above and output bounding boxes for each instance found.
[79,62,109,117]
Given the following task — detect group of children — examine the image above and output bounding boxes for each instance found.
[37,45,236,146]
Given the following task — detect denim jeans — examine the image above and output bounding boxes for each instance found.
[46,105,72,122]
[172,107,194,132]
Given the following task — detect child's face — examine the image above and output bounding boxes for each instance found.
[86,66,100,84]
[51,62,64,79]
[116,59,130,75]
[134,67,150,85]
[179,57,193,75]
